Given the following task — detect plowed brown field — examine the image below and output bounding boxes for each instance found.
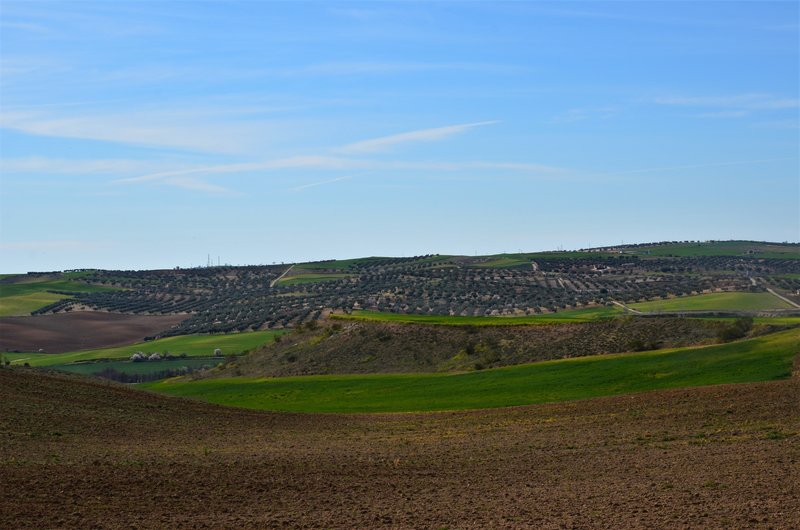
[1,368,798,529]
[0,312,185,353]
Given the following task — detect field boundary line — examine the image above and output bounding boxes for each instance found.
[270,265,294,288]
[765,287,800,309]
[611,300,642,314]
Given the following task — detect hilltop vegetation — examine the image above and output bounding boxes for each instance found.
[195,316,752,378]
[0,274,119,316]
[144,327,799,413]
[606,240,800,259]
[4,240,794,336]
[335,305,623,325]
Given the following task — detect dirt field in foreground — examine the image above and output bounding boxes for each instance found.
[1,369,798,529]
[0,311,185,353]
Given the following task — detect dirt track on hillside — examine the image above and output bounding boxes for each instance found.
[1,368,798,529]
[0,312,185,353]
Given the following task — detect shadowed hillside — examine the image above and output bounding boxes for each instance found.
[205,316,761,377]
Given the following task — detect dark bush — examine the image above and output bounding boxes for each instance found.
[718,317,753,342]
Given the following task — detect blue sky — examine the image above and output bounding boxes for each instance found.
[0,1,798,271]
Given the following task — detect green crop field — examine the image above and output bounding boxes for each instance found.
[294,255,452,271]
[0,278,120,316]
[0,278,117,297]
[474,251,616,268]
[631,241,800,259]
[0,291,67,316]
[279,273,354,285]
[294,257,390,270]
[52,357,223,376]
[5,330,284,367]
[333,305,623,326]
[630,292,792,312]
[142,328,800,413]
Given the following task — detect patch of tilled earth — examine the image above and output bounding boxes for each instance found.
[1,369,798,529]
[0,311,186,353]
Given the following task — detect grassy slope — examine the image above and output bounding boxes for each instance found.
[52,357,222,375]
[294,255,453,271]
[0,292,66,316]
[143,328,799,413]
[0,278,117,297]
[474,251,617,268]
[631,241,800,259]
[334,305,623,326]
[279,273,354,285]
[293,243,800,271]
[293,257,391,270]
[0,278,119,316]
[630,292,792,312]
[5,330,282,367]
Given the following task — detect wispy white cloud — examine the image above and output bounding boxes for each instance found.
[693,110,749,119]
[338,121,499,153]
[583,157,797,180]
[161,177,237,195]
[114,156,363,184]
[0,98,143,111]
[654,94,798,111]
[0,156,167,175]
[393,161,563,172]
[0,156,236,194]
[0,109,280,154]
[107,122,566,194]
[291,62,522,77]
[749,120,800,130]
[552,106,619,124]
[115,156,565,186]
[289,176,352,192]
[0,56,71,80]
[0,21,50,33]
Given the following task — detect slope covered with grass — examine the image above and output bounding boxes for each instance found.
[5,330,283,367]
[630,292,792,312]
[0,278,119,316]
[335,305,622,326]
[143,328,799,413]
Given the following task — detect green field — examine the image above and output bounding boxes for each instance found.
[0,291,68,316]
[5,330,283,367]
[630,292,792,312]
[0,278,119,316]
[142,328,800,413]
[474,251,616,268]
[630,241,800,259]
[333,305,623,326]
[52,357,223,376]
[294,257,391,270]
[294,255,452,271]
[279,273,354,285]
